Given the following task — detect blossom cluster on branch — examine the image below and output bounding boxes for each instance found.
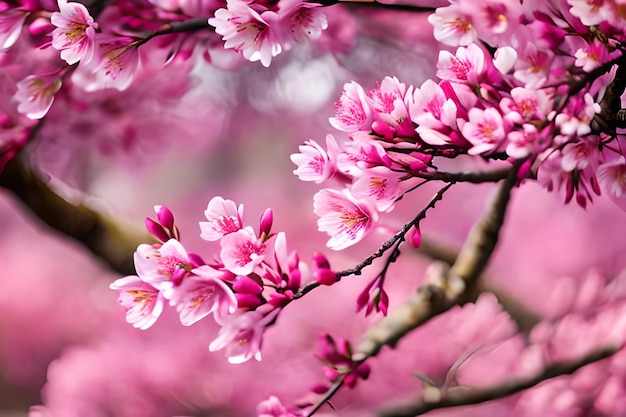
[1,0,626,416]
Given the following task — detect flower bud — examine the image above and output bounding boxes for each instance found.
[144,218,169,242]
[259,208,273,237]
[154,205,175,230]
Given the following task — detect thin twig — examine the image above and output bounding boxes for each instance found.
[380,345,620,417]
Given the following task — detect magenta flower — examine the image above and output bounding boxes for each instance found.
[199,196,244,241]
[220,226,266,275]
[0,9,29,51]
[109,276,165,330]
[313,188,378,250]
[51,0,97,65]
[167,265,238,326]
[14,74,62,120]
[209,0,282,67]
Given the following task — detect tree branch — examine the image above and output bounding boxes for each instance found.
[379,345,620,417]
[353,163,520,361]
[0,156,147,275]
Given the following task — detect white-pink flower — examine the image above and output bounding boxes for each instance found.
[257,396,307,417]
[428,4,476,46]
[14,74,62,120]
[209,0,282,67]
[133,239,191,292]
[278,0,328,43]
[313,188,378,250]
[199,196,244,241]
[209,308,279,364]
[109,276,165,330]
[436,43,486,84]
[168,265,238,326]
[220,226,266,275]
[91,37,140,91]
[0,9,29,51]
[461,107,506,155]
[329,81,372,133]
[598,157,626,207]
[290,134,339,183]
[350,167,404,213]
[51,0,97,65]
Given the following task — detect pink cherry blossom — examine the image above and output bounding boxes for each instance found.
[436,43,486,84]
[220,226,266,275]
[209,0,282,67]
[109,276,165,330]
[133,239,192,292]
[313,188,378,250]
[567,0,606,26]
[199,196,244,241]
[167,265,238,326]
[328,81,372,133]
[14,74,62,120]
[461,107,506,155]
[428,4,477,46]
[278,0,328,43]
[209,307,279,364]
[290,134,339,184]
[91,37,140,91]
[51,0,98,65]
[598,157,626,209]
[350,166,404,213]
[0,9,29,51]
[560,138,600,172]
[257,395,307,417]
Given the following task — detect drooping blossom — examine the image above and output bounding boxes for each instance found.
[0,9,29,51]
[51,0,98,65]
[14,74,62,120]
[109,276,165,330]
[90,37,140,91]
[281,0,327,43]
[199,196,244,241]
[209,0,282,67]
[167,265,238,325]
[256,396,307,417]
[313,188,378,250]
[209,307,279,364]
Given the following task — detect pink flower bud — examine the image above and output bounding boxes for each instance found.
[310,383,330,394]
[259,208,273,236]
[315,268,338,286]
[235,293,263,309]
[154,205,175,230]
[144,218,169,242]
[187,252,206,268]
[312,251,331,269]
[233,275,263,294]
[268,291,293,308]
[410,225,422,249]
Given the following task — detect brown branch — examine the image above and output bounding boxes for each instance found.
[353,163,520,361]
[0,156,148,275]
[414,168,512,184]
[379,345,620,417]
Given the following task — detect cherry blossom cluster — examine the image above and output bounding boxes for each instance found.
[109,198,338,365]
[2,0,328,125]
[291,0,626,255]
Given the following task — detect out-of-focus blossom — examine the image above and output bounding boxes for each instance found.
[15,74,62,119]
[0,9,29,51]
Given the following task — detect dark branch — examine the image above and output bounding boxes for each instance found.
[0,156,148,275]
[380,345,620,417]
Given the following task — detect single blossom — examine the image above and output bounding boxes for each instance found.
[436,43,486,84]
[209,308,279,364]
[257,396,307,417]
[92,37,140,91]
[220,226,266,275]
[109,276,165,330]
[209,0,282,67]
[598,157,626,209]
[350,166,404,213]
[14,74,62,120]
[461,107,506,155]
[133,239,192,292]
[167,265,238,326]
[199,196,244,241]
[290,134,339,183]
[329,81,372,133]
[428,4,476,46]
[313,188,378,250]
[50,0,98,65]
